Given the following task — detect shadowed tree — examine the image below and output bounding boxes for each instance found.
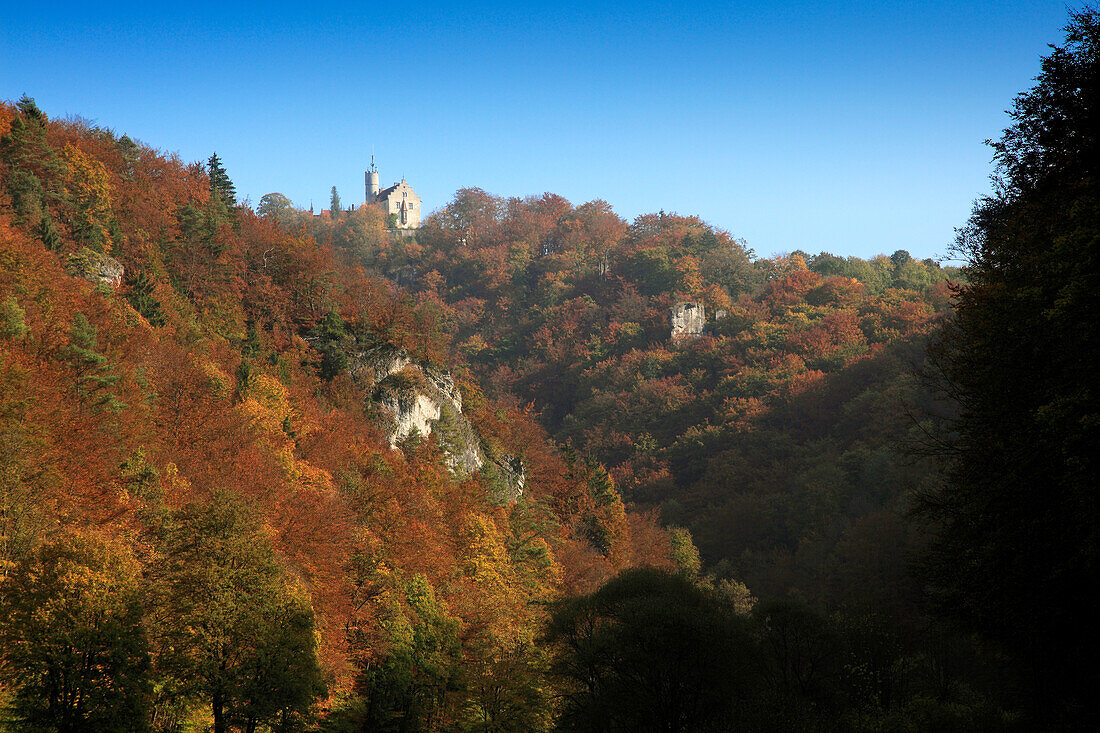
[919,8,1100,726]
[546,567,760,733]
[147,495,324,733]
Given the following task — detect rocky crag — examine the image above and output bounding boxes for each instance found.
[350,342,525,502]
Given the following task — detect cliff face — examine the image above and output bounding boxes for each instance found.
[349,343,524,501]
[670,301,705,340]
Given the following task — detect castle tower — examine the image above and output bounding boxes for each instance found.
[365,155,379,202]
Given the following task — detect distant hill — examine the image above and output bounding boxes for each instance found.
[311,184,960,612]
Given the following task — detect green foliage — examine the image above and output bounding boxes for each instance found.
[0,95,67,230]
[64,314,125,412]
[206,152,236,209]
[700,238,756,297]
[257,192,295,226]
[330,185,342,217]
[147,496,324,733]
[120,448,160,504]
[311,311,349,380]
[0,297,26,340]
[666,526,701,579]
[355,573,463,732]
[35,210,61,251]
[124,270,165,327]
[578,462,626,555]
[0,533,152,732]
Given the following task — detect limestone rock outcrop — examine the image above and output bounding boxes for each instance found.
[670,301,705,340]
[347,342,524,501]
[488,454,526,504]
[66,248,124,289]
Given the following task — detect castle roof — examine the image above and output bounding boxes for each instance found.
[375,179,418,201]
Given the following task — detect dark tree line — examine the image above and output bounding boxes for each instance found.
[919,7,1100,728]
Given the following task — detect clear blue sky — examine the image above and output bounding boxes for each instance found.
[0,1,1076,261]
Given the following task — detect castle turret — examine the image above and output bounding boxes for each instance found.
[365,155,379,202]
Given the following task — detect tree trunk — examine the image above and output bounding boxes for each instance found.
[213,689,225,733]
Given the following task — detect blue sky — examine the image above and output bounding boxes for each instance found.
[0,1,1075,260]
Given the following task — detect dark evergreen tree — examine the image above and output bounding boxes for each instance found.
[124,270,165,327]
[36,209,61,250]
[311,310,349,380]
[0,95,67,228]
[206,152,236,208]
[330,185,342,218]
[920,8,1100,726]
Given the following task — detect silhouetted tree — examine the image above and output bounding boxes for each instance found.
[920,7,1100,726]
[330,186,342,218]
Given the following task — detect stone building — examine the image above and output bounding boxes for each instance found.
[365,156,421,230]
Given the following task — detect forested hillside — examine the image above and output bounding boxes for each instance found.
[4,5,1096,723]
[0,97,675,731]
[305,184,959,614]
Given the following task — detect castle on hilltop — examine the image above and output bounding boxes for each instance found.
[365,157,421,230]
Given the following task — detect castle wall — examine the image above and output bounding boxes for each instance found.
[379,181,421,229]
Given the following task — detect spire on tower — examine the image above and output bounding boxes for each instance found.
[366,153,380,203]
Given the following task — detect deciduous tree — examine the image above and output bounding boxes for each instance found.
[0,533,152,732]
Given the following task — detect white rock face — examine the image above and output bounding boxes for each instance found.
[346,342,525,501]
[383,389,445,447]
[670,301,705,340]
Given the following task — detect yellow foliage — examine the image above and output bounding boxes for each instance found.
[199,360,231,398]
[60,144,114,252]
[200,294,247,342]
[161,463,191,506]
[239,373,290,435]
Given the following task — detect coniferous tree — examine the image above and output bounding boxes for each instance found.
[124,270,165,326]
[35,209,61,250]
[0,95,67,228]
[206,152,236,208]
[330,185,342,218]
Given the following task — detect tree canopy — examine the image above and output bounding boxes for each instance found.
[920,7,1100,726]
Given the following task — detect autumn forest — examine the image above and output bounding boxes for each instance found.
[1,8,1099,733]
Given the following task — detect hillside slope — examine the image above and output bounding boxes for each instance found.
[0,98,672,730]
